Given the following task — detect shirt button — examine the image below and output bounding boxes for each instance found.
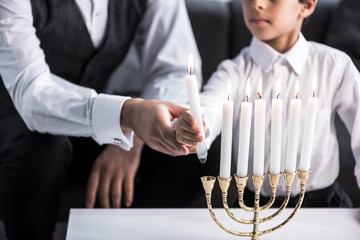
[113,138,123,145]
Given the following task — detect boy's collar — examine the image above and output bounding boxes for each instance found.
[249,33,309,76]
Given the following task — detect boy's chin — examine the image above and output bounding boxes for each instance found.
[249,30,274,42]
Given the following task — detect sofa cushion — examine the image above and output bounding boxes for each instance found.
[302,0,341,43]
[186,0,231,83]
[325,0,360,70]
[228,0,252,58]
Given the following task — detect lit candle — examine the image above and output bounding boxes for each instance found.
[285,80,302,173]
[299,75,319,171]
[219,81,234,179]
[253,76,266,177]
[270,78,283,175]
[237,79,252,177]
[185,53,207,163]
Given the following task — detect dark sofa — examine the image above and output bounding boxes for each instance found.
[0,0,359,232]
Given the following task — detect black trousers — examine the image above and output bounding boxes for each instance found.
[0,114,221,240]
[0,115,73,240]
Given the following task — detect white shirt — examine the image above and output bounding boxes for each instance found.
[0,0,201,150]
[201,34,360,196]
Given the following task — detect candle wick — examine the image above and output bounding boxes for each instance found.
[313,90,315,98]
[277,93,280,99]
[246,95,249,102]
[228,95,230,101]
[296,92,299,99]
[189,69,192,75]
[257,92,261,99]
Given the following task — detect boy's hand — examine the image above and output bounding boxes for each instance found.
[175,110,206,154]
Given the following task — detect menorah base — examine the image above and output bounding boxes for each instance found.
[201,170,310,239]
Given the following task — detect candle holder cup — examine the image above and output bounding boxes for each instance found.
[201,170,310,240]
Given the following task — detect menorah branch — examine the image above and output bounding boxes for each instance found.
[259,171,296,223]
[201,170,311,239]
[201,176,253,237]
[259,170,310,236]
[219,177,253,224]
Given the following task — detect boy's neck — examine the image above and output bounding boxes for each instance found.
[262,29,300,54]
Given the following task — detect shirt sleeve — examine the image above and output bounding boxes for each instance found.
[135,0,202,105]
[0,0,133,149]
[92,94,133,150]
[333,55,360,189]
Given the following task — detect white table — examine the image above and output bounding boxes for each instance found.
[66,208,360,240]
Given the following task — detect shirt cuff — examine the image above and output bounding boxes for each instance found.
[92,93,134,150]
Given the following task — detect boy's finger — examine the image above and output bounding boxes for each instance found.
[181,111,196,126]
[187,145,198,154]
[178,127,203,142]
[178,118,200,134]
[176,131,198,146]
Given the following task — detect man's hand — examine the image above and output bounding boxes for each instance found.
[86,136,144,208]
[121,98,189,156]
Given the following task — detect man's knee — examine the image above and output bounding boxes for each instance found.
[0,115,73,180]
[2,133,72,183]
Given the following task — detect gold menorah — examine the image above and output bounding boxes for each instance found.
[201,170,310,240]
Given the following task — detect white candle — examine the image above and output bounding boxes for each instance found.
[285,80,302,173]
[253,76,266,177]
[237,79,252,177]
[299,75,319,171]
[270,78,283,175]
[220,81,234,179]
[185,53,207,162]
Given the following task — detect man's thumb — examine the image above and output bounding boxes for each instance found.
[167,102,188,119]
